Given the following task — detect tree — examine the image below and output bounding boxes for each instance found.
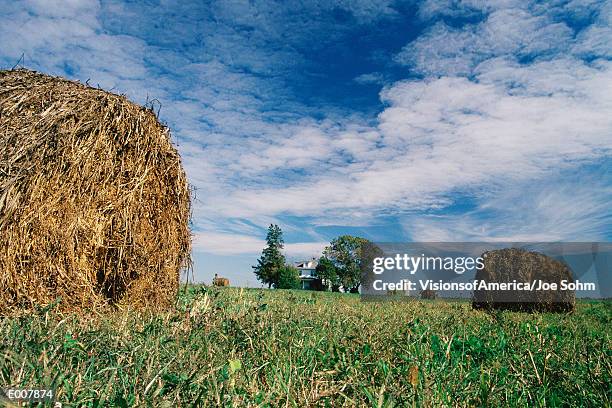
[252,224,285,288]
[276,265,301,289]
[323,235,370,293]
[315,256,339,292]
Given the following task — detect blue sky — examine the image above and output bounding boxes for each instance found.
[1,0,611,286]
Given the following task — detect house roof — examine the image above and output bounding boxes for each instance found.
[295,259,318,269]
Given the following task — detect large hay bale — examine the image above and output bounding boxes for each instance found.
[0,69,191,313]
[472,248,575,312]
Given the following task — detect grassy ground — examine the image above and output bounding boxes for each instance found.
[1,287,610,407]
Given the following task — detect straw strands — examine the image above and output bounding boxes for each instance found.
[0,69,191,313]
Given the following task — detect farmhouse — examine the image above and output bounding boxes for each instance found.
[295,258,320,290]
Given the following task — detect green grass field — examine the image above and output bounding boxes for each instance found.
[1,287,610,407]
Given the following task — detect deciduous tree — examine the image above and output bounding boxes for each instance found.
[276,265,301,289]
[315,256,339,292]
[323,235,370,293]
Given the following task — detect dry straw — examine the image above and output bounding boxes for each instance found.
[0,69,191,313]
[472,248,575,312]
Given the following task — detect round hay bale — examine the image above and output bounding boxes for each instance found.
[420,289,436,300]
[0,69,191,313]
[472,248,575,312]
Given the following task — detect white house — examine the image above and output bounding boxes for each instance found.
[295,258,319,290]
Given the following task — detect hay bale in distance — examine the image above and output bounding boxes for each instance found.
[420,289,437,300]
[212,274,230,287]
[472,248,575,312]
[0,69,191,313]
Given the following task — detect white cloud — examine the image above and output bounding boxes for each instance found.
[572,26,612,59]
[284,242,329,258]
[406,173,612,242]
[1,0,610,248]
[192,231,326,257]
[212,60,611,223]
[394,9,573,76]
[194,0,612,243]
[354,72,386,85]
[192,232,265,255]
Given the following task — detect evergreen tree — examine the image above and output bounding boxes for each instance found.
[252,224,285,288]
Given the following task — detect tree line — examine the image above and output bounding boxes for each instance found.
[252,224,369,292]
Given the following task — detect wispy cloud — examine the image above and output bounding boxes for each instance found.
[212,60,611,224]
[354,72,387,85]
[406,168,612,241]
[198,0,610,247]
[193,231,326,257]
[1,0,610,264]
